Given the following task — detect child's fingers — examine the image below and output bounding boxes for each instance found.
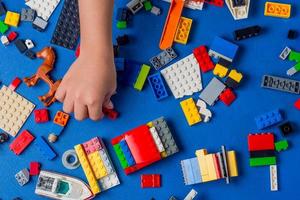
[74,102,88,121]
[88,102,104,121]
[103,99,114,109]
[55,84,67,102]
[63,94,74,114]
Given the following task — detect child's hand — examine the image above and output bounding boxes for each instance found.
[55,53,117,121]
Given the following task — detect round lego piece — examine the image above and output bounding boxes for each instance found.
[62,149,80,170]
[0,132,9,143]
[48,133,58,143]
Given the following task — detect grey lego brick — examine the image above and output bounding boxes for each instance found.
[279,46,291,60]
[261,75,300,94]
[149,48,177,70]
[21,8,36,22]
[152,117,179,156]
[126,0,143,14]
[32,16,48,31]
[199,77,226,106]
[15,169,30,186]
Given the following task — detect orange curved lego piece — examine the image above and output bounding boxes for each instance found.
[159,0,185,50]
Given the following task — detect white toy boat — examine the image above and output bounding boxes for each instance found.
[35,170,94,200]
[226,0,250,20]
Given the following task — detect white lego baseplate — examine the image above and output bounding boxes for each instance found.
[25,0,61,21]
[0,86,35,137]
[161,53,202,99]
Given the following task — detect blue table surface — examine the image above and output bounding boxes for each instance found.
[0,0,300,199]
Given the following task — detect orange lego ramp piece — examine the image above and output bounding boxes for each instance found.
[159,0,185,50]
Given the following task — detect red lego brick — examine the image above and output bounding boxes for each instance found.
[9,130,35,155]
[7,31,18,42]
[212,154,222,179]
[75,44,80,58]
[29,161,40,176]
[103,107,119,120]
[111,133,126,145]
[8,77,22,91]
[205,0,224,7]
[193,45,214,73]
[219,88,236,106]
[248,133,274,151]
[53,111,70,127]
[125,125,161,165]
[141,174,161,188]
[34,109,49,123]
[295,98,300,110]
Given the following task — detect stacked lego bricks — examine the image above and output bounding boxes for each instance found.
[74,137,120,194]
[111,117,179,175]
[181,146,238,185]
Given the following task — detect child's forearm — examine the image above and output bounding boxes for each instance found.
[79,0,114,58]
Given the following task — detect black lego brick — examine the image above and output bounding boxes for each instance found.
[234,25,261,41]
[25,50,36,59]
[249,150,275,158]
[15,39,28,53]
[51,0,80,50]
[0,1,6,16]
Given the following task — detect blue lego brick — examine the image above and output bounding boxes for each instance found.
[50,123,64,136]
[114,57,125,71]
[190,157,202,183]
[118,59,141,86]
[148,73,168,100]
[255,109,283,130]
[209,36,239,62]
[119,140,135,166]
[34,136,57,160]
[181,157,202,185]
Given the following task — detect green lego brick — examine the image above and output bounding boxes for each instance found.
[289,50,300,62]
[293,62,300,71]
[117,21,127,29]
[250,157,276,167]
[143,1,153,11]
[134,64,151,91]
[275,140,289,152]
[0,21,8,34]
[113,144,129,169]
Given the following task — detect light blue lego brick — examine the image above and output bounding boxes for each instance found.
[190,157,202,183]
[148,73,168,101]
[255,109,283,130]
[50,123,64,136]
[34,136,57,160]
[181,158,202,185]
[119,140,135,166]
[210,36,239,61]
[114,57,125,71]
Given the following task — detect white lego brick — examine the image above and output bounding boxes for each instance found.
[99,149,114,174]
[196,99,212,122]
[279,46,291,60]
[151,6,161,15]
[25,39,35,49]
[1,36,9,46]
[0,86,35,137]
[161,54,202,99]
[149,127,165,153]
[270,165,278,191]
[161,0,203,10]
[99,172,120,191]
[184,189,198,200]
[25,0,60,21]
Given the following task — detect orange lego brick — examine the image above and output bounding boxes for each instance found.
[53,111,70,127]
[174,17,193,45]
[264,2,291,19]
[159,0,185,50]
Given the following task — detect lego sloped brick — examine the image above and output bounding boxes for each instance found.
[152,117,179,156]
[181,157,202,185]
[255,109,283,129]
[148,73,169,100]
[34,136,57,160]
[161,54,202,99]
[261,75,300,94]
[0,86,35,137]
[209,36,239,62]
[226,151,238,177]
[264,1,291,19]
[250,157,276,167]
[180,98,202,126]
[74,144,100,194]
[193,45,214,73]
[125,125,161,165]
[25,0,60,21]
[9,130,35,155]
[88,151,108,179]
[248,133,274,151]
[51,0,80,49]
[174,17,193,44]
[199,77,226,106]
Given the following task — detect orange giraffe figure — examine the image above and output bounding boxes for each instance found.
[24,47,61,107]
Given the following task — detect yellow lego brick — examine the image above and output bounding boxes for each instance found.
[226,151,238,177]
[195,149,210,182]
[147,122,153,128]
[180,98,201,126]
[160,151,167,158]
[174,17,192,45]
[88,151,108,179]
[74,144,100,194]
[228,69,243,83]
[5,11,20,27]
[264,2,291,18]
[205,154,218,181]
[213,64,229,78]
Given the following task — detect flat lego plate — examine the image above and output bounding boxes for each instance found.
[0,86,35,137]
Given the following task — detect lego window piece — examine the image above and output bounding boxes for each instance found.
[0,86,35,137]
[161,54,202,99]
[209,36,239,62]
[180,98,202,126]
[261,75,300,94]
[51,0,80,50]
[148,73,169,101]
[149,48,177,70]
[25,0,60,21]
[9,130,35,155]
[255,109,283,130]
[264,1,291,19]
[225,0,250,20]
[199,77,226,106]
[174,17,193,45]
[15,169,30,186]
